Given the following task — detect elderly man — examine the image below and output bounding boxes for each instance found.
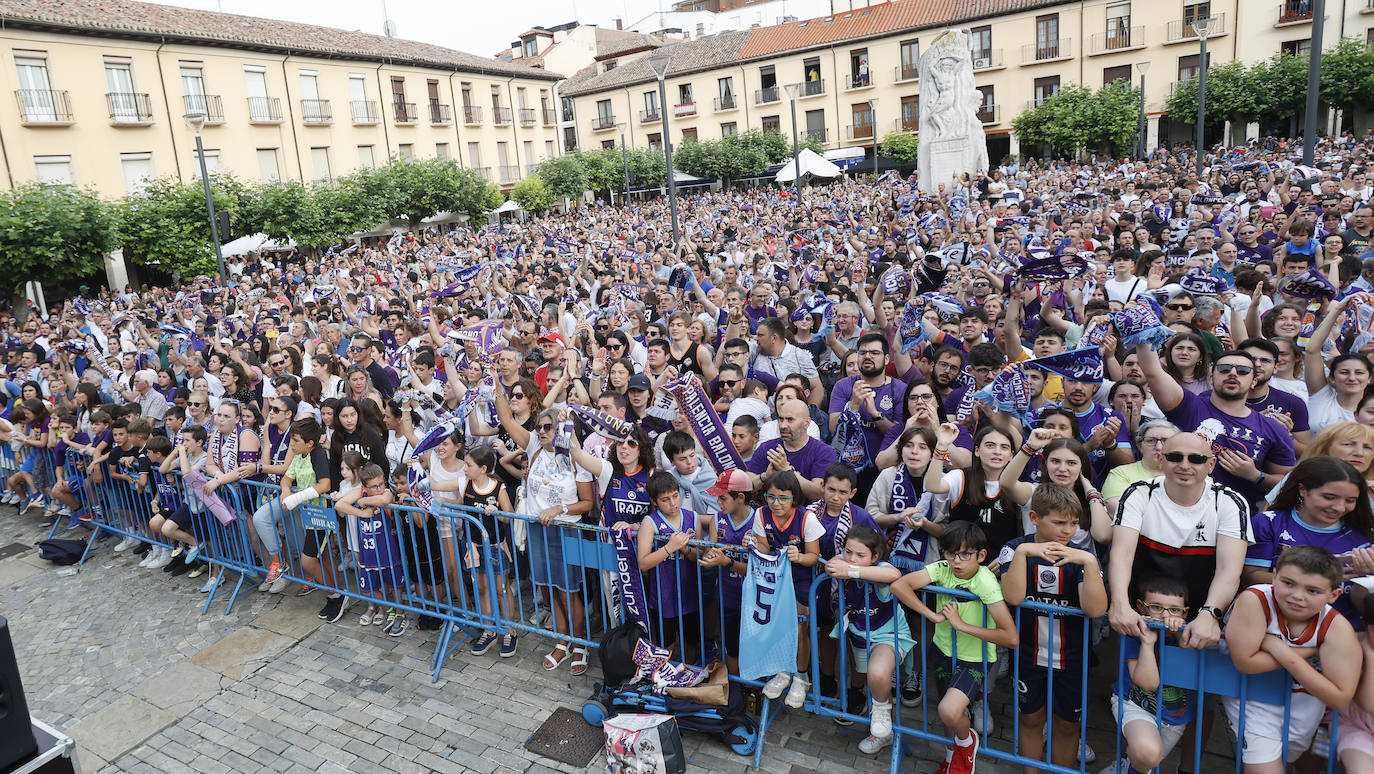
[1108,429,1249,649]
[124,369,168,427]
[745,398,837,500]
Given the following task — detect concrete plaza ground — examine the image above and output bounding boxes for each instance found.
[0,503,1222,774]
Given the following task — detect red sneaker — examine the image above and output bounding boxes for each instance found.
[948,730,979,774]
[933,756,952,774]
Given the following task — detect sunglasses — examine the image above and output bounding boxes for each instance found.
[188,401,204,407]
[270,360,285,367]
[619,438,640,448]
[510,391,527,399]
[269,405,288,413]
[719,379,741,388]
[1164,303,1194,312]
[607,343,624,350]
[1162,451,1212,464]
[535,423,555,432]
[347,346,365,353]
[1214,363,1253,375]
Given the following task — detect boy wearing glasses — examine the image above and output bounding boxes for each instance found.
[890,522,1020,774]
[1107,575,1193,774]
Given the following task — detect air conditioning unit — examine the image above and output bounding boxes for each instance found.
[973,57,991,69]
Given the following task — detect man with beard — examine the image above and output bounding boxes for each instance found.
[1238,337,1310,456]
[828,333,906,493]
[1137,344,1296,509]
[1055,372,1133,487]
[922,344,968,416]
[746,397,836,501]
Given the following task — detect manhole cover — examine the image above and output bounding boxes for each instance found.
[524,706,603,767]
[0,542,28,561]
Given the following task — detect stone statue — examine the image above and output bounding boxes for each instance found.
[918,28,988,194]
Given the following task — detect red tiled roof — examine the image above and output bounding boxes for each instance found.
[737,0,955,59]
[0,0,562,80]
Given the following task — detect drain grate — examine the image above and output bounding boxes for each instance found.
[0,542,29,561]
[524,706,604,767]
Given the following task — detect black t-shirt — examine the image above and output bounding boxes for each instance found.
[1341,227,1373,256]
[366,360,397,400]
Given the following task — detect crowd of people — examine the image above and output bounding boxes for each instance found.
[9,131,1374,774]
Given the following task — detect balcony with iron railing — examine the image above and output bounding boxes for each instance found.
[183,94,224,123]
[977,104,1001,124]
[846,121,874,140]
[463,105,482,125]
[542,108,557,125]
[593,114,617,131]
[491,106,511,125]
[844,72,874,90]
[674,102,697,118]
[430,102,452,124]
[971,49,1005,70]
[499,165,521,184]
[16,89,75,125]
[1166,13,1226,42]
[301,99,332,125]
[107,92,153,125]
[894,64,919,82]
[805,127,828,143]
[1089,25,1145,54]
[714,95,737,112]
[639,108,661,124]
[519,108,536,125]
[797,78,826,98]
[1278,0,1314,24]
[247,96,282,124]
[393,101,418,124]
[895,117,919,133]
[351,100,379,125]
[472,166,493,181]
[755,86,780,105]
[1022,38,1072,63]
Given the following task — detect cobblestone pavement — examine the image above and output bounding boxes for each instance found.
[0,504,1230,774]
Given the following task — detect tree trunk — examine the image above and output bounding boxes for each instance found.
[11,288,28,325]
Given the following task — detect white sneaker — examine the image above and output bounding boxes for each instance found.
[267,577,288,594]
[762,672,792,700]
[859,733,891,755]
[257,580,272,592]
[784,674,810,709]
[149,550,174,569]
[137,552,156,568]
[114,537,139,552]
[1043,724,1095,763]
[869,700,892,739]
[1099,759,1129,774]
[971,701,992,735]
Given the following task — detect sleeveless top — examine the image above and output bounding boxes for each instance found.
[948,475,1020,561]
[761,506,813,595]
[715,508,755,608]
[646,508,701,617]
[462,476,507,542]
[264,424,291,484]
[838,571,899,634]
[666,341,706,376]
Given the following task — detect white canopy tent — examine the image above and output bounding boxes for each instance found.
[490,199,523,214]
[773,148,843,183]
[220,233,296,257]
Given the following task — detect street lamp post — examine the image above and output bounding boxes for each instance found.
[784,82,802,203]
[1135,61,1150,161]
[1303,0,1326,166]
[1193,17,1214,176]
[869,98,879,179]
[648,53,680,248]
[185,112,227,285]
[618,124,631,204]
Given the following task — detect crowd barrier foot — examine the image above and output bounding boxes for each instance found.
[430,619,484,683]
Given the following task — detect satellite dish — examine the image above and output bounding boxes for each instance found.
[384,19,397,37]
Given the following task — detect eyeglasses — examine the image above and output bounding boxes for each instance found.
[858,349,885,357]
[1140,602,1189,618]
[1164,303,1194,312]
[1162,451,1212,464]
[1141,436,1172,445]
[347,346,365,353]
[763,493,793,503]
[912,392,938,402]
[535,423,555,432]
[942,550,980,562]
[1214,363,1254,376]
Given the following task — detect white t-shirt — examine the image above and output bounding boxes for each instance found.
[1308,384,1354,435]
[751,508,826,544]
[1114,475,1251,550]
[524,444,592,523]
[1104,276,1146,304]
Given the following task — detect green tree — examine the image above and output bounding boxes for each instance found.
[1091,79,1146,156]
[799,135,826,155]
[577,148,622,195]
[0,182,114,313]
[1014,82,1140,156]
[115,176,242,277]
[1163,61,1255,126]
[237,181,318,244]
[538,155,589,200]
[626,147,667,189]
[880,131,919,162]
[1320,38,1374,117]
[511,175,553,212]
[733,128,791,164]
[373,157,493,227]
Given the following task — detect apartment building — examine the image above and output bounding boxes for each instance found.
[561,0,1374,164]
[0,0,563,196]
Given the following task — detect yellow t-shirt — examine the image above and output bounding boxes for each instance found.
[1013,348,1064,403]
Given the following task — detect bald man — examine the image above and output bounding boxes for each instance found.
[745,398,837,500]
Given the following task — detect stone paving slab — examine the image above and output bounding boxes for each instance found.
[66,694,179,762]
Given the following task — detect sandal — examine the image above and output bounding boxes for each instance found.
[569,646,589,676]
[543,643,570,670]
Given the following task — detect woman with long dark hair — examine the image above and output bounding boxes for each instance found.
[923,423,1021,560]
[1162,332,1211,396]
[999,430,1112,545]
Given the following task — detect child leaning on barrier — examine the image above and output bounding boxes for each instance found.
[997,483,1106,774]
[1224,545,1360,774]
[822,524,915,756]
[335,462,406,635]
[145,426,209,572]
[638,470,716,661]
[49,412,90,525]
[256,418,330,593]
[889,520,1020,774]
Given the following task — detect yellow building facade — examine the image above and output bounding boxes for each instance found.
[0,0,563,195]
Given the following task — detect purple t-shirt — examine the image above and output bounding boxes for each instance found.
[746,437,839,482]
[1247,508,1370,627]
[1236,243,1273,264]
[745,304,776,334]
[1164,390,1297,507]
[828,375,909,459]
[1244,387,1310,435]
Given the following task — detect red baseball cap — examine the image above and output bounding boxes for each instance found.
[538,331,565,346]
[706,469,753,497]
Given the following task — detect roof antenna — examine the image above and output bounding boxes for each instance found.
[381,0,397,37]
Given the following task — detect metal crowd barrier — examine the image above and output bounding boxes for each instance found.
[44,448,1349,774]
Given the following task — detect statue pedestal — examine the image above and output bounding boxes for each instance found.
[926,137,973,192]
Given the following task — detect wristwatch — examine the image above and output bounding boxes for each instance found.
[1198,605,1223,620]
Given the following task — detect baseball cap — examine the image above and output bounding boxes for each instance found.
[627,374,651,392]
[538,331,565,346]
[706,469,753,497]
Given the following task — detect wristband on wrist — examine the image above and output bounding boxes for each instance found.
[847,567,860,579]
[1254,470,1266,485]
[1020,443,1041,457]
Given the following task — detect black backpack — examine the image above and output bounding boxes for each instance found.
[37,539,85,565]
[599,620,647,688]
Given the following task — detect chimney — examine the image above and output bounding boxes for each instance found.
[614,17,623,30]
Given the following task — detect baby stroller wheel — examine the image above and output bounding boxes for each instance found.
[727,722,759,756]
[581,699,609,727]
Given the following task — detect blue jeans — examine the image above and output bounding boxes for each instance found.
[252,497,304,558]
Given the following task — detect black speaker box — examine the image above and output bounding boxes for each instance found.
[0,615,37,772]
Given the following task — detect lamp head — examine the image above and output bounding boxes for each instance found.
[783,83,801,100]
[184,112,207,135]
[1135,61,1151,75]
[648,53,671,80]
